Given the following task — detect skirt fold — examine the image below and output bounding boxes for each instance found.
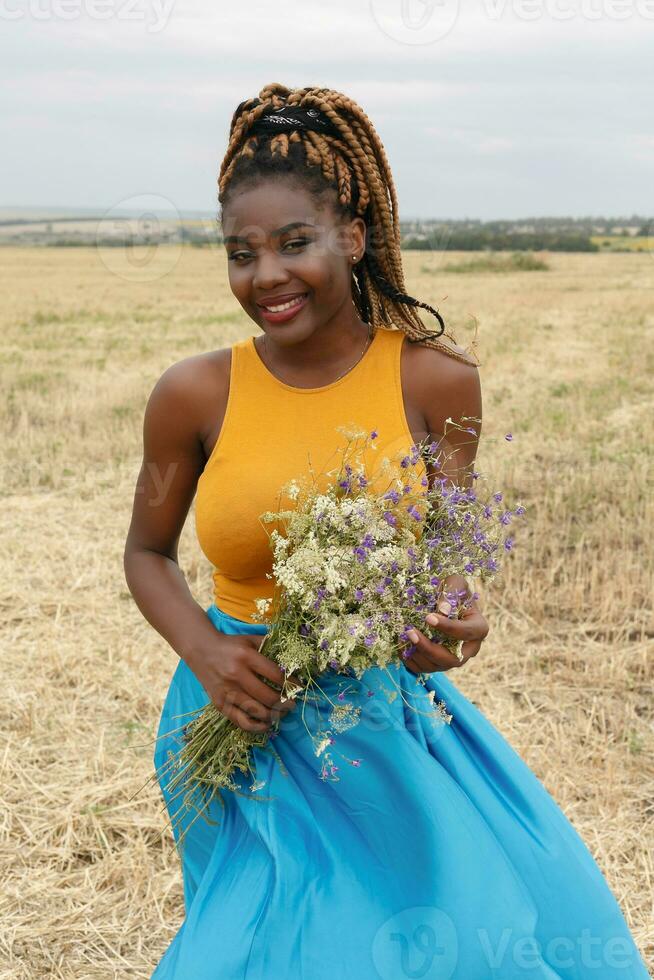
[151,603,649,979]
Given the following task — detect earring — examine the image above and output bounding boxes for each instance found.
[352,255,358,262]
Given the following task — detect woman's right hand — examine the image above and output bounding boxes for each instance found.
[186,631,299,734]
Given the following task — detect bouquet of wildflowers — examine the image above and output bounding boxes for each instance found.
[154,423,525,840]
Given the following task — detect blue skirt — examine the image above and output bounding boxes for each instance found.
[151,603,649,979]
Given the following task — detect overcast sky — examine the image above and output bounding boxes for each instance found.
[1,0,653,219]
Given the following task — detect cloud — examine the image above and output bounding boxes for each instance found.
[0,1,651,215]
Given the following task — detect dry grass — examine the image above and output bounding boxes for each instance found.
[1,244,652,977]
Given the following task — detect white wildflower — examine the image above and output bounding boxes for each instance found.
[314,736,332,757]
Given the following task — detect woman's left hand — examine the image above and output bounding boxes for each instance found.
[402,574,489,674]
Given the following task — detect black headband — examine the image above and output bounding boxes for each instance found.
[248,103,340,140]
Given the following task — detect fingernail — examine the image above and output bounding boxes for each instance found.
[426,613,439,626]
[438,601,452,616]
[407,629,419,643]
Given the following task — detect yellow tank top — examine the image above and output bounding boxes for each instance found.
[195,326,427,624]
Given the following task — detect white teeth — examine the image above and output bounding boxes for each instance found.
[264,295,306,313]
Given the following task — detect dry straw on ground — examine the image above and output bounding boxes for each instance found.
[1,244,652,977]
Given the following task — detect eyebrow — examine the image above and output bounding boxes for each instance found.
[223,221,316,245]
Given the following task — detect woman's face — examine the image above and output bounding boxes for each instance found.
[221,179,366,345]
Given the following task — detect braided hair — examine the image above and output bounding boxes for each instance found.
[218,82,479,367]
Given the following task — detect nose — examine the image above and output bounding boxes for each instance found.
[252,249,292,291]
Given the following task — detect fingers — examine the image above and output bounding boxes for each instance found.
[245,637,306,693]
[215,637,299,730]
[220,700,272,734]
[402,625,482,672]
[402,630,465,671]
[424,609,489,643]
[240,668,298,713]
[218,686,292,732]
[242,636,288,688]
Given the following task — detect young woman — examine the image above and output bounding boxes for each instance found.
[124,83,649,979]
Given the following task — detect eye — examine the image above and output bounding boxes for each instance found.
[283,238,310,251]
[227,239,310,263]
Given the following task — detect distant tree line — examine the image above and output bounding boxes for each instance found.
[402,231,599,252]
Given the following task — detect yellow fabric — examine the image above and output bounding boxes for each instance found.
[194,326,427,624]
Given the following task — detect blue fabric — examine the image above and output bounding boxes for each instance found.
[152,603,649,979]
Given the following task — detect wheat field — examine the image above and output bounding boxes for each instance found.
[1,244,652,977]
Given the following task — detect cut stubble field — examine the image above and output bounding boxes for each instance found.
[1,245,652,977]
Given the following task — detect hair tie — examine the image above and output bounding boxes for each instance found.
[250,104,340,139]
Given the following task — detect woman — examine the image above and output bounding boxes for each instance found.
[123,84,649,979]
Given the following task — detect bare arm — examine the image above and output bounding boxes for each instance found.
[402,348,488,673]
[123,357,297,731]
[422,351,482,492]
[123,358,219,663]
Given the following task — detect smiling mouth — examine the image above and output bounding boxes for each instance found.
[259,294,308,312]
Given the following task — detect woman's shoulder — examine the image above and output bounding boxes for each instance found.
[150,347,231,403]
[406,330,480,369]
[399,329,482,435]
[145,348,233,450]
